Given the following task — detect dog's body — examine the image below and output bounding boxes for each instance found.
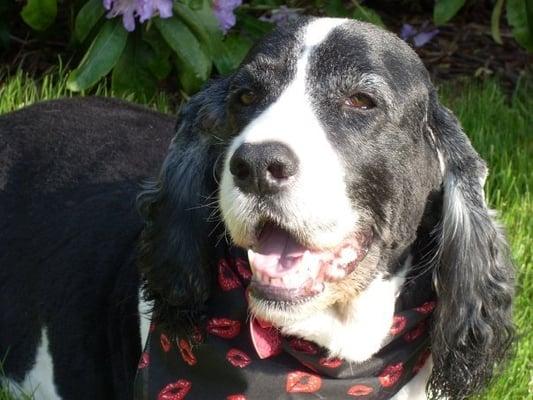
[1,18,513,400]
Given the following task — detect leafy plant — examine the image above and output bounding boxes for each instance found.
[434,0,533,51]
[66,0,254,98]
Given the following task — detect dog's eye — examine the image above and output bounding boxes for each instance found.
[239,90,257,106]
[344,93,375,110]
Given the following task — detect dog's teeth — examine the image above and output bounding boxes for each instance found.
[247,249,256,266]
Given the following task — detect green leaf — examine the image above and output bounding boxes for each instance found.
[21,0,57,31]
[221,33,254,72]
[324,0,351,18]
[352,5,385,27]
[491,0,505,45]
[173,1,236,74]
[175,56,205,94]
[507,0,533,51]
[74,0,105,42]
[188,0,204,11]
[112,36,158,100]
[433,0,466,26]
[142,28,172,80]
[154,16,211,86]
[67,19,128,92]
[236,12,274,41]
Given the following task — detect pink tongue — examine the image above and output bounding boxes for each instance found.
[253,224,307,275]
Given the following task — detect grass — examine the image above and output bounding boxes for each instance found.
[0,71,531,399]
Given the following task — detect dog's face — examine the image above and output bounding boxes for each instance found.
[218,18,441,323]
[139,16,513,399]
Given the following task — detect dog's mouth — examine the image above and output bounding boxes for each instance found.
[247,222,372,303]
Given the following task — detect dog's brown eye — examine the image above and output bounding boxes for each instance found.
[345,93,375,110]
[239,90,257,106]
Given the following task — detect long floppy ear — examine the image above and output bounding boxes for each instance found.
[426,90,515,399]
[137,78,230,333]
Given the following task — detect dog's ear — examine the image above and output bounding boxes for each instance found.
[137,78,230,332]
[426,90,515,399]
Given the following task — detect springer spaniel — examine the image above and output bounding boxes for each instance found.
[0,17,514,400]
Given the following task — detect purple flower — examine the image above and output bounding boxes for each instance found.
[103,0,173,32]
[400,22,439,48]
[213,0,242,34]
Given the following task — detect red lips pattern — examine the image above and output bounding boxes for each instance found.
[289,338,319,355]
[414,300,436,314]
[347,384,374,396]
[235,257,252,281]
[218,259,242,291]
[390,315,407,336]
[160,333,172,352]
[158,379,192,400]
[138,352,150,369]
[318,357,343,368]
[226,348,252,368]
[286,371,322,393]
[178,339,197,366]
[249,318,282,359]
[140,254,434,400]
[207,317,241,339]
[378,363,404,388]
[403,321,426,342]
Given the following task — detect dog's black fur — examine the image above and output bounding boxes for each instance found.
[1,19,515,400]
[0,97,174,399]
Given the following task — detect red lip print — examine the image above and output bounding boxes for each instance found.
[378,362,404,387]
[347,384,374,396]
[390,315,407,336]
[160,333,172,352]
[403,321,426,342]
[289,338,319,355]
[413,349,431,374]
[158,379,192,400]
[218,259,242,291]
[227,395,246,400]
[235,258,252,281]
[138,352,150,369]
[226,348,252,368]
[206,318,241,339]
[178,339,197,366]
[318,357,343,368]
[414,301,436,314]
[249,318,282,359]
[149,323,156,333]
[286,371,322,393]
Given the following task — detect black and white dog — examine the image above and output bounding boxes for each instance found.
[0,17,514,400]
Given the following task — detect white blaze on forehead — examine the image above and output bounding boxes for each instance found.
[221,17,358,248]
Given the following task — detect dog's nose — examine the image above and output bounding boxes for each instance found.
[229,142,299,195]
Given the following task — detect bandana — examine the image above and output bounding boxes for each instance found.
[134,245,435,400]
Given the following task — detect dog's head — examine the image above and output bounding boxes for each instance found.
[138,17,514,399]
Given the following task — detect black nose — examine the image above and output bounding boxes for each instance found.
[229,142,299,195]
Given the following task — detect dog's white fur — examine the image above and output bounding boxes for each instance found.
[3,328,61,400]
[219,19,431,399]
[220,18,359,250]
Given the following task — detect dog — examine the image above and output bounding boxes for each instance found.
[0,17,514,400]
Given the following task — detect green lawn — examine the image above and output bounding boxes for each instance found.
[0,71,531,399]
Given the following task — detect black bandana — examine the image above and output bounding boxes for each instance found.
[134,246,435,400]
